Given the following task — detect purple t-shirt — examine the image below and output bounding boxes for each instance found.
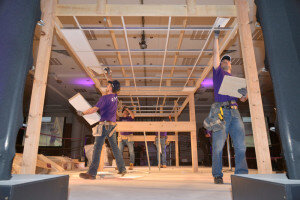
[156,132,167,137]
[95,94,118,122]
[119,116,134,135]
[213,65,238,102]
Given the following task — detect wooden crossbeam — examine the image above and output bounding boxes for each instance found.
[116,122,196,132]
[120,135,177,142]
[106,17,126,77]
[56,4,237,17]
[168,18,187,84]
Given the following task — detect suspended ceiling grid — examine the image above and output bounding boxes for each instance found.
[44,1,272,117]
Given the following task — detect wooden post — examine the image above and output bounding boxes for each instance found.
[98,147,105,172]
[174,100,179,167]
[175,116,179,167]
[96,0,106,15]
[235,0,272,174]
[21,0,56,174]
[186,0,197,15]
[189,94,198,172]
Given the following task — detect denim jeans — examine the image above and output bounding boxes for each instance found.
[119,139,135,164]
[212,108,248,178]
[155,137,167,165]
[88,125,126,176]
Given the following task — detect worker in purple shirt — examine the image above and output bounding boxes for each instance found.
[118,106,135,170]
[211,30,248,184]
[77,79,127,180]
[155,131,168,168]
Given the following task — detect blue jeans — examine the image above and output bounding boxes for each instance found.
[88,125,126,176]
[155,137,167,165]
[212,108,248,178]
[119,139,135,164]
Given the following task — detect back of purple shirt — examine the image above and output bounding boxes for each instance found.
[156,132,167,137]
[95,94,118,122]
[119,116,134,135]
[213,65,238,102]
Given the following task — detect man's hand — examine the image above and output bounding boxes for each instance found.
[77,111,84,117]
[238,88,247,97]
[104,67,112,75]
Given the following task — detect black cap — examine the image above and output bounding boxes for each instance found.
[108,80,121,93]
[221,55,231,62]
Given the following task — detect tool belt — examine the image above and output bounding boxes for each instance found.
[92,121,117,137]
[221,100,238,110]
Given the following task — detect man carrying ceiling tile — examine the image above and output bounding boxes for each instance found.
[77,68,127,180]
[206,30,249,184]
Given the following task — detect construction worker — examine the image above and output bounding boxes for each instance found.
[155,131,168,168]
[118,106,135,170]
[77,79,127,180]
[211,30,248,184]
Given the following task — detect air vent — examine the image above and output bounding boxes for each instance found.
[190,30,208,40]
[205,89,214,92]
[50,58,62,65]
[182,58,196,66]
[74,88,87,93]
[98,58,108,66]
[231,58,243,65]
[84,30,97,40]
[52,50,70,57]
[199,98,209,101]
[252,29,263,40]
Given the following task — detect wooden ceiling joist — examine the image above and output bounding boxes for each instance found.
[56,4,237,17]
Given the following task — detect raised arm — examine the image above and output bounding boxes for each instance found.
[213,31,220,69]
[126,108,135,119]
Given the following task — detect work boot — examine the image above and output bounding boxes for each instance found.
[214,176,223,184]
[117,170,127,176]
[161,165,167,168]
[79,172,96,180]
[129,163,134,170]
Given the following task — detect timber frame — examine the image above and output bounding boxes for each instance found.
[22,0,272,174]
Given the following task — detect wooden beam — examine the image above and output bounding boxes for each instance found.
[96,0,106,15]
[186,0,197,15]
[189,93,198,172]
[235,0,272,174]
[106,17,126,77]
[120,135,177,142]
[56,4,237,17]
[134,113,175,117]
[174,101,179,167]
[193,19,238,93]
[21,0,56,174]
[169,18,187,82]
[176,96,190,117]
[116,122,196,132]
[118,90,190,96]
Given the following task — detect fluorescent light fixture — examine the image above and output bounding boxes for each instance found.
[215,17,230,28]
